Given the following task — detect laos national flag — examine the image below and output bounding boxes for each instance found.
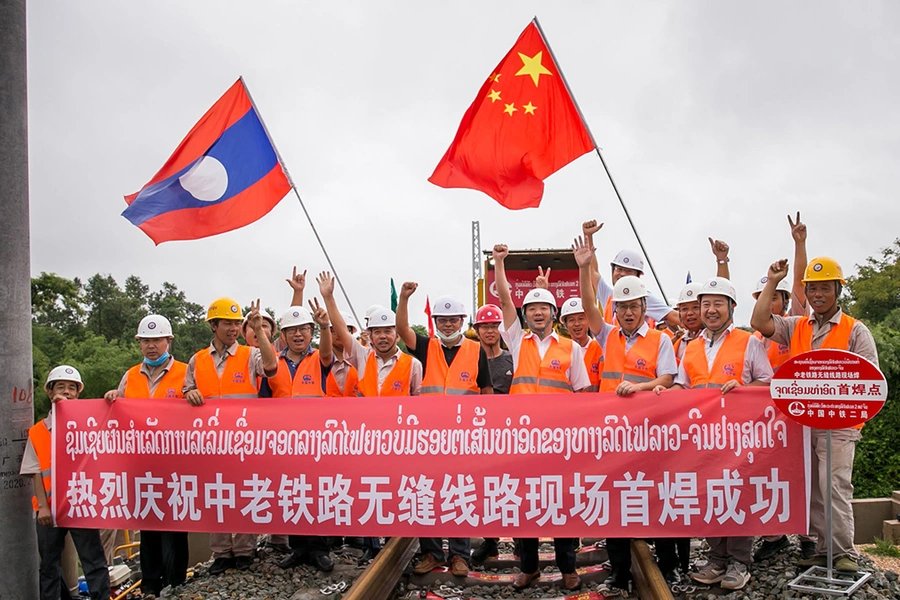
[123,79,292,244]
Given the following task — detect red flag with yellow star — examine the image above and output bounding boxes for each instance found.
[429,21,595,210]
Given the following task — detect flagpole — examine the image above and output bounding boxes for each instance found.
[239,77,362,325]
[531,18,670,306]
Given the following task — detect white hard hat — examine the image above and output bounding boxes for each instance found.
[610,249,645,273]
[242,309,276,333]
[752,276,791,299]
[560,297,584,319]
[676,283,704,306]
[432,295,467,317]
[612,276,648,302]
[280,306,314,330]
[340,311,359,332]
[136,314,174,338]
[699,277,737,304]
[45,365,84,394]
[367,307,396,328]
[522,288,557,308]
[364,304,385,326]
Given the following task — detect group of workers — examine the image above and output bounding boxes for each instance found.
[22,213,879,598]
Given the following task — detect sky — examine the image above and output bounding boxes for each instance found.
[26,1,900,328]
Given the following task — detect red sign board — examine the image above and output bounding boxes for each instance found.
[771,349,887,429]
[484,269,580,307]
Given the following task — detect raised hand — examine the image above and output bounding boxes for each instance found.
[317,271,336,298]
[534,266,552,289]
[768,259,790,282]
[309,298,329,327]
[788,212,807,244]
[708,237,730,262]
[572,235,595,268]
[492,244,509,262]
[400,281,418,299]
[286,266,307,291]
[582,220,603,237]
[246,299,263,330]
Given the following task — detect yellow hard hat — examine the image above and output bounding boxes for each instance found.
[802,257,846,284]
[206,297,243,321]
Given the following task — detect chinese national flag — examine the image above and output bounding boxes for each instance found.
[429,21,595,210]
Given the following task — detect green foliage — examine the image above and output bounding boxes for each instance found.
[31,274,212,421]
[866,537,900,558]
[846,239,900,323]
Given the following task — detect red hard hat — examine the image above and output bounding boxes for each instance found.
[475,304,502,324]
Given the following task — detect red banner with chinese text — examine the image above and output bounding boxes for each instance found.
[52,389,809,537]
[484,269,580,307]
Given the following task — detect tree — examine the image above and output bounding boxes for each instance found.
[845,239,900,324]
[31,272,85,336]
[84,274,146,342]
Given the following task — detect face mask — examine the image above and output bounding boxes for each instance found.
[143,352,170,367]
[435,327,462,344]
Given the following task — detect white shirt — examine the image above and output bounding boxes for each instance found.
[597,277,673,323]
[593,320,678,376]
[499,318,591,392]
[674,325,774,388]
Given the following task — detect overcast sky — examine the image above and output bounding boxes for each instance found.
[26,1,900,327]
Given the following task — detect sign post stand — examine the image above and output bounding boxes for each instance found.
[770,349,887,596]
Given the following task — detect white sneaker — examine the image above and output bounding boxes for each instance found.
[721,561,750,590]
[691,562,726,584]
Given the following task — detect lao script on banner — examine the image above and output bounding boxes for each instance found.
[52,388,809,537]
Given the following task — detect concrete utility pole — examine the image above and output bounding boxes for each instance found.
[0,0,39,598]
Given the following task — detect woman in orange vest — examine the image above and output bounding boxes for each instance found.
[672,282,704,364]
[104,315,190,597]
[22,366,111,600]
[663,278,773,591]
[751,257,879,574]
[494,244,588,592]
[396,285,492,578]
[182,297,278,576]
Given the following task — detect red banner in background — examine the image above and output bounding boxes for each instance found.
[53,389,808,537]
[485,269,580,307]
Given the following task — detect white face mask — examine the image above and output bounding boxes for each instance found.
[434,327,462,344]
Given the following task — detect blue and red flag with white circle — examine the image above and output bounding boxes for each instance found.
[123,78,291,244]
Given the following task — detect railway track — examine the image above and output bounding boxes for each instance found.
[344,538,677,600]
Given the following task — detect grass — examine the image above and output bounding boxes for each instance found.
[865,537,900,558]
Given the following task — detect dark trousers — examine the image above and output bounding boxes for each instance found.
[655,537,690,573]
[288,535,329,558]
[420,537,470,560]
[37,522,110,600]
[607,537,632,576]
[363,537,383,549]
[140,530,189,594]
[520,538,576,574]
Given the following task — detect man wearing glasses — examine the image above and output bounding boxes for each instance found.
[397,282,493,578]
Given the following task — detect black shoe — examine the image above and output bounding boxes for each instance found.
[800,540,816,560]
[235,555,254,570]
[358,547,380,566]
[311,552,335,572]
[753,536,790,562]
[661,568,681,586]
[346,537,366,549]
[208,557,234,576]
[606,568,631,589]
[471,539,500,565]
[279,552,306,569]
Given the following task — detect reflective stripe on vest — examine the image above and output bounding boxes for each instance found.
[267,352,325,398]
[509,335,574,395]
[420,338,481,396]
[357,352,413,397]
[753,330,790,370]
[193,346,259,399]
[682,329,751,388]
[29,421,52,512]
[582,338,604,391]
[123,360,188,399]
[599,328,662,392]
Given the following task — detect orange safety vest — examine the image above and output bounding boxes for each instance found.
[325,364,359,397]
[604,296,661,330]
[193,345,259,398]
[789,313,856,357]
[420,338,481,395]
[682,329,751,388]
[753,331,790,370]
[599,327,663,392]
[28,421,52,512]
[357,351,414,397]
[123,360,187,399]
[582,338,604,392]
[267,351,326,398]
[509,335,575,394]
